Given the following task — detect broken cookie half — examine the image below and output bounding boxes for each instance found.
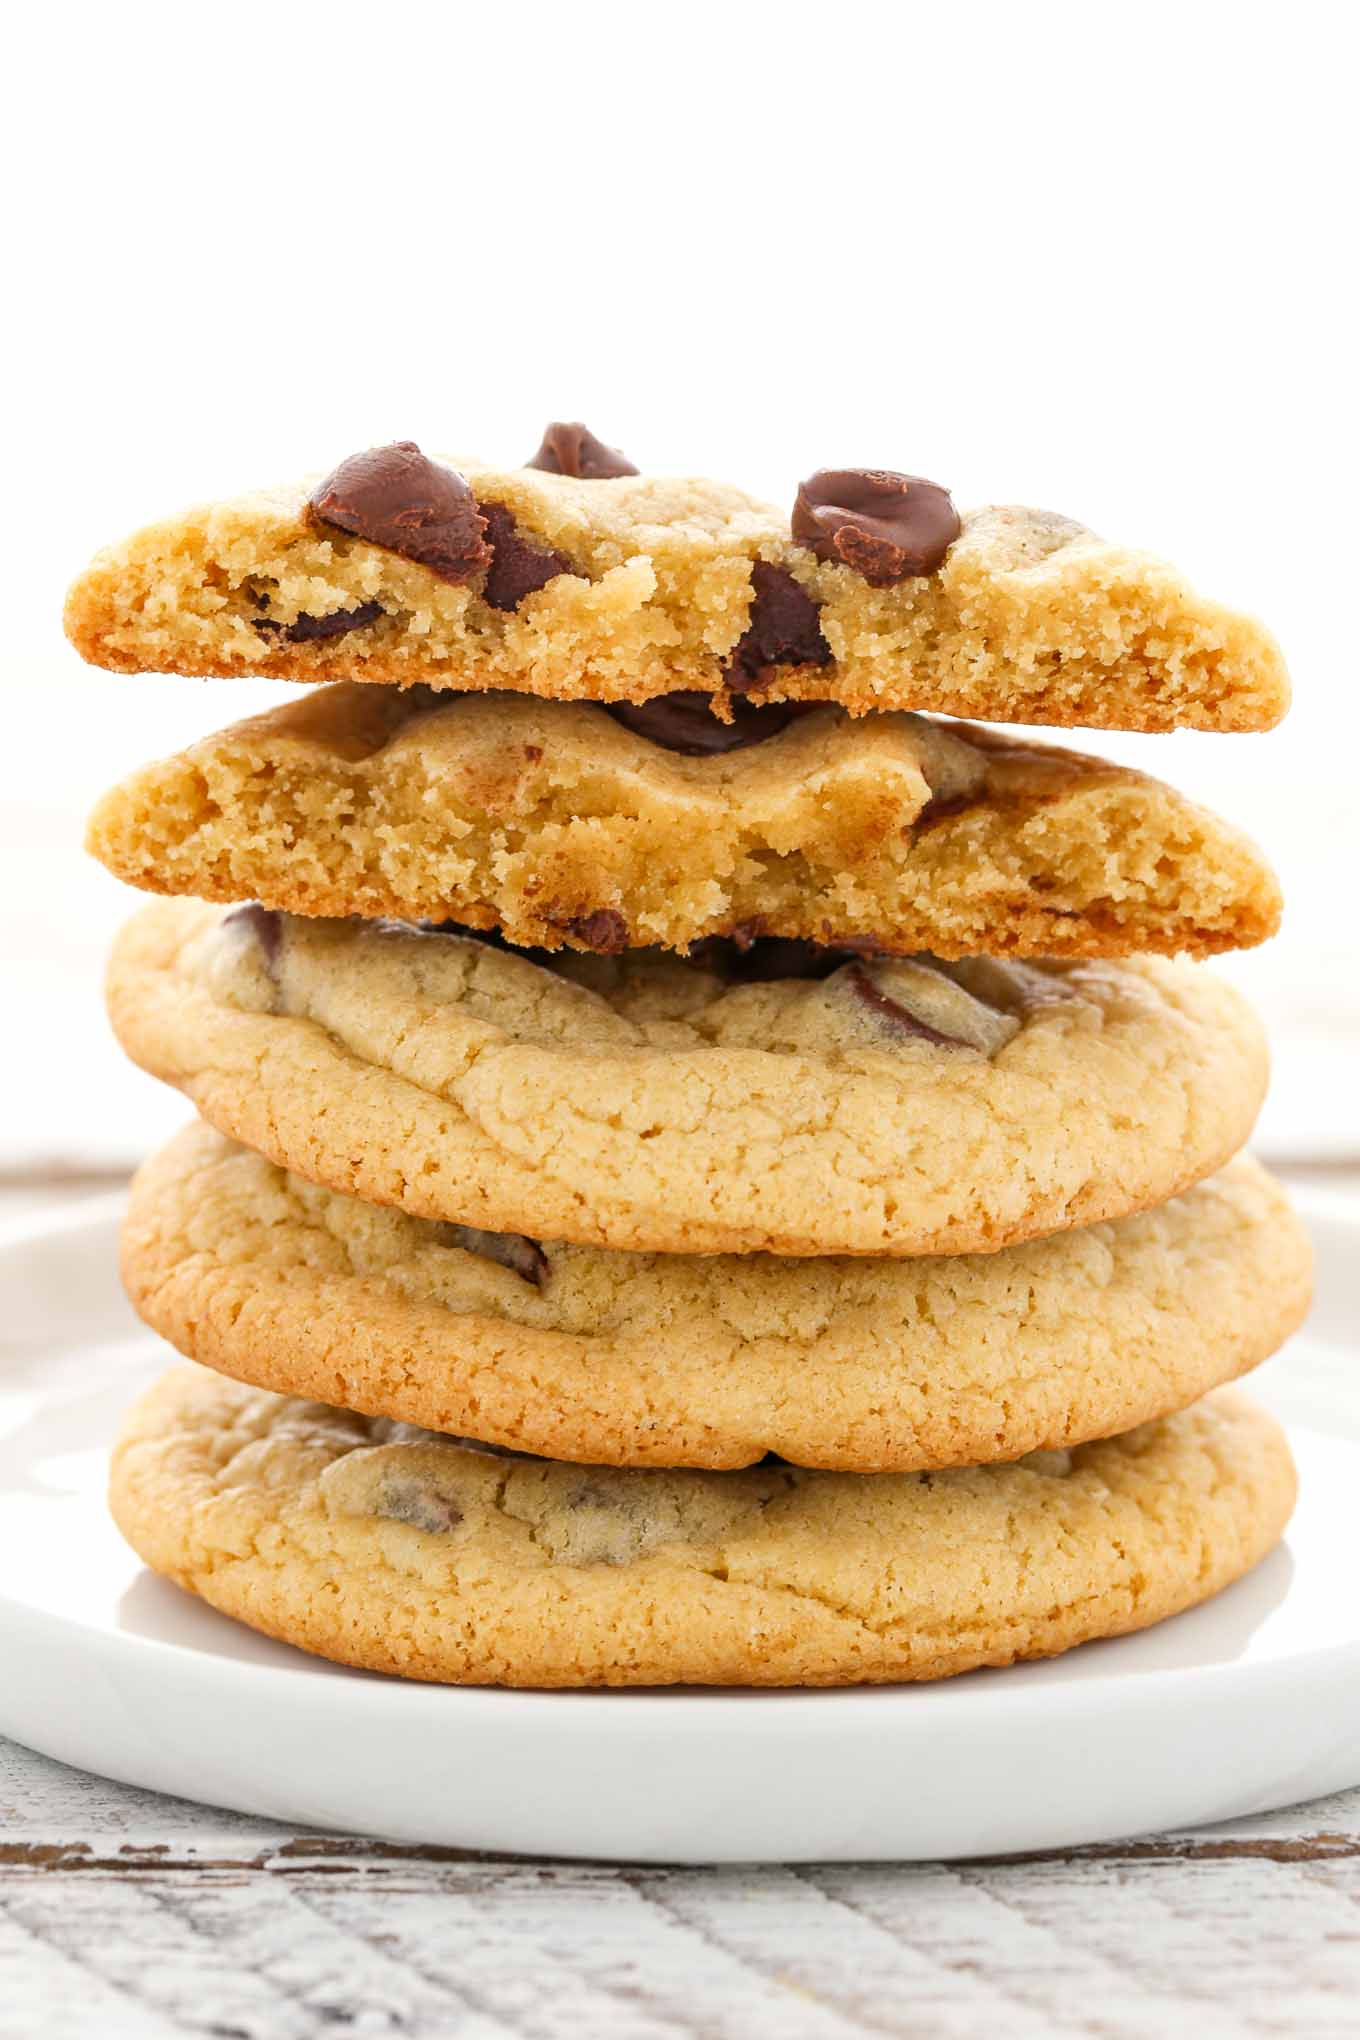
[65,436,1289,733]
[86,683,1281,959]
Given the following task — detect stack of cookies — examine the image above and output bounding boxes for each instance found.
[69,427,1311,1688]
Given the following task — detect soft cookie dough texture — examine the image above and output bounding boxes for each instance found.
[110,1367,1297,1687]
[107,900,1268,1257]
[87,683,1282,960]
[124,1124,1313,1472]
[65,458,1289,734]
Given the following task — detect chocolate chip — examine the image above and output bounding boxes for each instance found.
[254,600,383,644]
[727,562,831,693]
[378,1478,462,1534]
[222,902,282,969]
[308,442,491,584]
[792,469,961,583]
[562,909,629,953]
[846,965,971,1046]
[567,1481,617,1511]
[604,691,822,756]
[435,1222,549,1288]
[477,501,576,612]
[526,422,639,479]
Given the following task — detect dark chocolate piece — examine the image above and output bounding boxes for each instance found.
[792,468,960,584]
[847,965,969,1047]
[308,442,491,584]
[562,909,630,953]
[604,691,821,756]
[435,1222,549,1288]
[477,502,576,612]
[687,936,859,983]
[526,422,639,479]
[254,600,383,644]
[727,562,831,693]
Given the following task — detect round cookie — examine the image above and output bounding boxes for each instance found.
[106,903,1268,1258]
[123,1124,1312,1471]
[110,1367,1297,1688]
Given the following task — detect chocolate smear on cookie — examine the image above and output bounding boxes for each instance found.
[308,442,491,584]
[477,501,576,612]
[605,691,821,756]
[435,1222,550,1288]
[527,421,639,479]
[792,468,961,583]
[222,902,282,970]
[846,965,972,1046]
[727,561,832,693]
[254,598,383,644]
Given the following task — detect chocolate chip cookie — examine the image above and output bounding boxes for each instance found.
[106,901,1267,1257]
[109,1365,1297,1687]
[124,1123,1311,1471]
[87,683,1281,959]
[65,432,1289,733]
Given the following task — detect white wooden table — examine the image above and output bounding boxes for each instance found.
[4,1174,1359,2037]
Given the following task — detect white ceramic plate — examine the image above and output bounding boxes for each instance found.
[1,1189,1358,1864]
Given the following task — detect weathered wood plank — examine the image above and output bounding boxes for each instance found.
[4,1858,1360,2039]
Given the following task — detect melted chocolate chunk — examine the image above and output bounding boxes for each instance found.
[687,936,863,983]
[254,599,383,644]
[222,901,282,969]
[847,965,970,1047]
[526,421,639,479]
[792,468,960,584]
[477,501,576,612]
[435,1222,549,1288]
[604,691,821,756]
[309,442,491,584]
[562,909,630,953]
[727,562,831,693]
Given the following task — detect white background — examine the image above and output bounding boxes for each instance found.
[2,0,1356,1170]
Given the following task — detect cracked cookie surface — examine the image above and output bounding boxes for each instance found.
[124,1124,1312,1470]
[87,685,1281,959]
[65,459,1289,733]
[106,901,1268,1256]
[109,1366,1296,1687]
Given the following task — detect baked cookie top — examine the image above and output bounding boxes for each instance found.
[87,684,1281,960]
[106,900,1267,1256]
[65,432,1289,733]
[126,1123,1312,1471]
[110,1365,1296,1687]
